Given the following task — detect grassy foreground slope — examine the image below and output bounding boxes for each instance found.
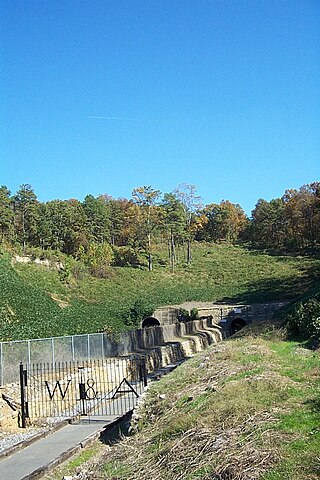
[1,243,319,341]
[46,326,320,480]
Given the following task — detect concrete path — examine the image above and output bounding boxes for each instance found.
[0,418,114,480]
[0,363,179,480]
[0,395,139,480]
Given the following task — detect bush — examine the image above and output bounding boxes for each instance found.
[177,307,199,323]
[190,307,199,320]
[112,246,142,267]
[76,243,113,278]
[286,298,320,341]
[123,299,155,328]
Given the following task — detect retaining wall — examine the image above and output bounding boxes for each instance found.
[0,319,222,385]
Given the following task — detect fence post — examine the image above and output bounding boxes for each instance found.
[27,340,31,367]
[19,363,27,428]
[78,366,87,416]
[101,333,105,358]
[52,337,55,365]
[71,335,75,362]
[0,342,3,386]
[139,356,148,387]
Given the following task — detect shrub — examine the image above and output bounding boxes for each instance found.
[112,246,142,267]
[286,298,320,341]
[177,308,199,323]
[177,308,189,322]
[190,307,199,320]
[123,299,155,328]
[76,243,113,278]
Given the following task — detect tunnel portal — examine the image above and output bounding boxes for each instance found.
[142,317,161,328]
[230,318,247,335]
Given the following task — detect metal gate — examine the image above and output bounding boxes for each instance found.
[19,355,147,427]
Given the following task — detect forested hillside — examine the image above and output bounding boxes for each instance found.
[0,181,319,342]
[1,182,319,273]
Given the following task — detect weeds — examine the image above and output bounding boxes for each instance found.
[86,331,319,480]
[41,327,319,480]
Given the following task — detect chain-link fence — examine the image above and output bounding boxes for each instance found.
[0,332,134,385]
[0,326,182,385]
[0,317,224,386]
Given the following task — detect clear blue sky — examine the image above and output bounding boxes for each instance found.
[1,0,319,215]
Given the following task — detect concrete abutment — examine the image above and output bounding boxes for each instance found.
[144,301,287,338]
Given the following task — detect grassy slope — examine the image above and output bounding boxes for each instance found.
[0,242,319,341]
[46,326,320,480]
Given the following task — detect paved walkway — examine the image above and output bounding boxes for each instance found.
[0,418,115,480]
[0,395,139,480]
[0,363,181,480]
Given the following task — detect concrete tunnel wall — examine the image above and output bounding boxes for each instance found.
[145,302,288,335]
[102,318,222,358]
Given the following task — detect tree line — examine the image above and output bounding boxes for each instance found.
[0,181,319,274]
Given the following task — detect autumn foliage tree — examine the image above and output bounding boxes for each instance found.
[0,181,319,272]
[249,182,320,251]
[199,200,248,243]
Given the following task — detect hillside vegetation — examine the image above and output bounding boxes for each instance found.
[1,242,319,341]
[44,325,320,480]
[1,180,320,341]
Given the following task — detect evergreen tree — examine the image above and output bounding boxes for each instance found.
[13,184,39,253]
[0,185,14,243]
[83,194,111,243]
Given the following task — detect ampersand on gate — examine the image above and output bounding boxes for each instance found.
[85,378,97,400]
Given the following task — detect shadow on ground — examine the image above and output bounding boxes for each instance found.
[217,262,320,305]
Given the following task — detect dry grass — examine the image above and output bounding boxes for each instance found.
[44,331,320,480]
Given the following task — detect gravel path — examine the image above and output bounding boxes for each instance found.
[0,426,49,454]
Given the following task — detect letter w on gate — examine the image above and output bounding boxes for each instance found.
[45,379,72,400]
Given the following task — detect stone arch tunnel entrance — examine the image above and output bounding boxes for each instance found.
[142,317,161,328]
[230,318,247,335]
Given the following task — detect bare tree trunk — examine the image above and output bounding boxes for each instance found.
[148,232,152,271]
[182,239,186,261]
[22,209,26,255]
[187,238,191,264]
[171,229,175,273]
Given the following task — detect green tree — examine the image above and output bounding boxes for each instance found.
[43,199,89,255]
[132,186,161,271]
[13,184,39,253]
[36,202,55,250]
[63,199,90,255]
[250,198,286,249]
[0,186,14,243]
[82,194,111,244]
[44,200,69,251]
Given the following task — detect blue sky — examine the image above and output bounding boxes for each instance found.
[1,0,319,215]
